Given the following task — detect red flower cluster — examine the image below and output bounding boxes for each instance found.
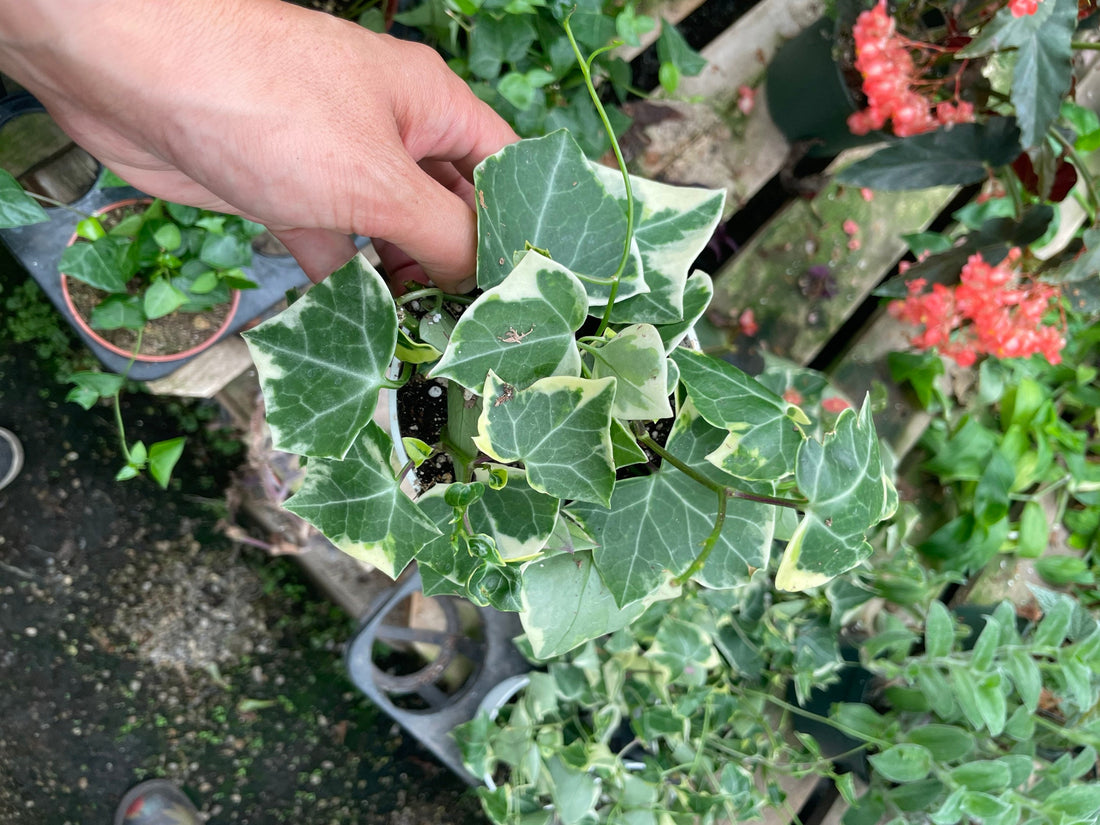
[847,1,975,138]
[889,249,1065,367]
[1010,0,1040,16]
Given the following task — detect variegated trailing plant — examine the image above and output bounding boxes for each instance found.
[242,17,898,658]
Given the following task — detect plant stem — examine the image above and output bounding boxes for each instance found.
[562,14,635,336]
[1049,126,1100,221]
[380,360,415,389]
[113,328,144,463]
[395,287,474,308]
[674,489,727,585]
[26,190,93,220]
[635,428,807,510]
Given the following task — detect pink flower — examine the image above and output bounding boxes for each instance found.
[737,85,756,115]
[1009,0,1039,16]
[822,397,852,413]
[739,308,759,337]
[889,249,1065,366]
[847,1,975,137]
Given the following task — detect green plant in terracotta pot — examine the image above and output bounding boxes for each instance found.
[0,170,262,486]
[240,17,898,657]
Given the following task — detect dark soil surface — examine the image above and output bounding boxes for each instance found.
[0,253,487,824]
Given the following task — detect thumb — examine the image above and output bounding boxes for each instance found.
[371,160,480,291]
[270,228,359,284]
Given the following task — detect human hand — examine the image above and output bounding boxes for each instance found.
[0,0,518,290]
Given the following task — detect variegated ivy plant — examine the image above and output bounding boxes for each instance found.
[243,21,897,656]
[242,121,897,657]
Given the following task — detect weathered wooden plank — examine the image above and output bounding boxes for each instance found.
[144,335,255,398]
[710,172,955,368]
[623,0,823,213]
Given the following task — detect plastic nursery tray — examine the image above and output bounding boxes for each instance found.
[0,94,312,382]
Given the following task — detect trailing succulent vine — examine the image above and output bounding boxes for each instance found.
[243,18,898,658]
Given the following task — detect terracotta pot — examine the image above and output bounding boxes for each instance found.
[60,198,241,363]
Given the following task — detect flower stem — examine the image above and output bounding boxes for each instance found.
[562,14,635,336]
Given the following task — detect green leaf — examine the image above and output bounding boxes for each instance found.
[143,277,188,320]
[1033,597,1074,648]
[90,294,145,331]
[672,348,808,482]
[431,252,587,391]
[66,371,126,410]
[776,400,898,591]
[164,202,200,226]
[519,549,655,659]
[571,406,773,607]
[836,119,1022,190]
[153,222,182,251]
[949,761,1012,794]
[960,0,1078,148]
[188,270,220,295]
[283,421,441,577]
[959,792,1012,823]
[655,21,706,77]
[200,230,252,269]
[59,237,130,293]
[474,372,617,506]
[974,672,1007,736]
[75,217,106,241]
[969,616,1001,673]
[496,72,538,110]
[590,324,672,420]
[869,744,933,783]
[645,616,717,688]
[1043,785,1100,821]
[924,601,955,659]
[467,467,559,561]
[474,130,646,305]
[242,253,397,458]
[1016,499,1048,557]
[467,13,537,80]
[973,450,1014,526]
[591,168,724,325]
[148,437,186,489]
[1004,649,1042,712]
[904,725,975,762]
[0,169,49,227]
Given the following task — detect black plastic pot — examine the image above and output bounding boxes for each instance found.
[765,16,883,158]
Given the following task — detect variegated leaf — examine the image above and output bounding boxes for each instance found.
[590,324,673,420]
[283,421,440,578]
[474,372,617,506]
[474,129,647,306]
[431,252,587,391]
[242,253,396,458]
[592,166,725,325]
[775,399,899,591]
[519,549,670,659]
[673,347,809,481]
[571,404,774,607]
